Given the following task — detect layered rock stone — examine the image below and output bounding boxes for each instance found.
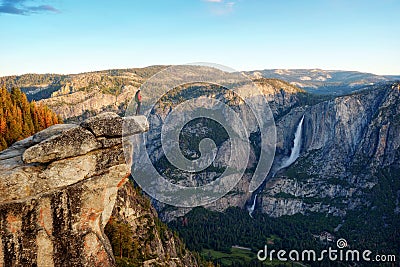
[260,82,400,217]
[0,112,148,267]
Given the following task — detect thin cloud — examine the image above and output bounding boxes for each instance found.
[0,0,60,15]
[206,0,236,15]
[29,5,60,13]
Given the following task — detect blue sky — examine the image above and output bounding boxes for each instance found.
[0,0,399,76]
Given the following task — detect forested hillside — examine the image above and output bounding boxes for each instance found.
[0,87,61,151]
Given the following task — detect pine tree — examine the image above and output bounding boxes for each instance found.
[0,85,61,151]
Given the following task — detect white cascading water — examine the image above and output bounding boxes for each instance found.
[280,115,305,169]
[248,194,257,218]
[248,114,305,218]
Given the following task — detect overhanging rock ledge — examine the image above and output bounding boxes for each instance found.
[0,112,148,267]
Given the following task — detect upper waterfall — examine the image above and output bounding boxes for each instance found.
[280,115,305,169]
[248,114,305,218]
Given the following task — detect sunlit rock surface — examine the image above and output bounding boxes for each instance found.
[0,112,148,267]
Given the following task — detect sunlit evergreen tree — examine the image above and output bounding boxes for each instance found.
[0,86,62,151]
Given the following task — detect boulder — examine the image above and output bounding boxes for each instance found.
[80,112,123,137]
[0,112,148,267]
[80,112,149,137]
[23,126,101,164]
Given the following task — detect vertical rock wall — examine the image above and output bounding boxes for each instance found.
[0,112,148,267]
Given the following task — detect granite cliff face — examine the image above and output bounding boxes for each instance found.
[0,111,203,267]
[260,82,400,217]
[41,85,137,121]
[0,112,201,267]
[148,81,400,221]
[0,67,167,123]
[109,182,200,267]
[0,112,147,267]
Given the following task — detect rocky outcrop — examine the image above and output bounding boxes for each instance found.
[10,67,167,121]
[40,86,138,122]
[109,182,200,267]
[0,112,148,267]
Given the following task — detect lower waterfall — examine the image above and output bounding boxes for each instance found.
[248,114,305,217]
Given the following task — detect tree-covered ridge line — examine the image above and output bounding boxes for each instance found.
[0,86,62,151]
[0,66,169,101]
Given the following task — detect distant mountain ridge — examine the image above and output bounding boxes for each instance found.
[1,67,399,102]
[0,66,168,101]
[246,68,400,95]
[2,67,398,123]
